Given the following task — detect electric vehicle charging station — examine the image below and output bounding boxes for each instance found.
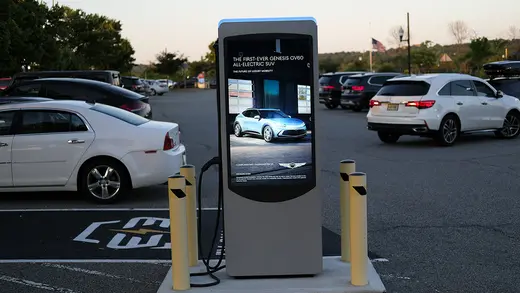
[218,17,322,277]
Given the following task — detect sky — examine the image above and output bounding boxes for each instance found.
[45,0,520,64]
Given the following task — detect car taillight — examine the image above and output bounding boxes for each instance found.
[369,100,381,107]
[163,133,174,151]
[352,85,365,92]
[120,101,145,112]
[405,100,436,109]
[341,86,345,91]
[323,85,334,90]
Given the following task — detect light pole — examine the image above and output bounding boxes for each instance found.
[398,12,412,75]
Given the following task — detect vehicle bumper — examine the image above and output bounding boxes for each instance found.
[121,144,187,189]
[367,112,441,131]
[274,127,307,138]
[367,122,432,135]
[341,94,365,107]
[319,93,339,104]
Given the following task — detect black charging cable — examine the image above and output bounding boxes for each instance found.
[189,156,225,287]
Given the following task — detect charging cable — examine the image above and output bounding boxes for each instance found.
[190,156,225,287]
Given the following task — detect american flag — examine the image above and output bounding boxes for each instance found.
[372,38,386,53]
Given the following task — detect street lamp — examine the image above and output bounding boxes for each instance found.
[398,12,412,75]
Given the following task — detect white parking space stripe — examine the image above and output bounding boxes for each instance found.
[41,264,160,284]
[0,208,218,212]
[0,275,80,293]
[0,259,172,264]
[371,258,390,263]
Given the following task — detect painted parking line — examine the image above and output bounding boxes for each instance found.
[0,209,342,263]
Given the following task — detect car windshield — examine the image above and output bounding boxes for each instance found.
[103,84,146,100]
[259,110,289,119]
[488,79,520,98]
[89,104,149,126]
[378,81,430,96]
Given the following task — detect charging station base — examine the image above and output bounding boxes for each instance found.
[156,257,386,293]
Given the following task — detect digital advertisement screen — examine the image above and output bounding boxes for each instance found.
[224,33,316,198]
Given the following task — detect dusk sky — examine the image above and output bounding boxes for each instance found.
[46,0,519,64]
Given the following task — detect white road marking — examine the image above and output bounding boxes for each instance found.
[0,259,172,264]
[0,275,79,293]
[0,207,218,212]
[41,264,160,284]
[371,258,389,263]
[380,273,411,280]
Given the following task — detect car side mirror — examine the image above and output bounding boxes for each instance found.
[496,90,504,98]
[253,115,260,120]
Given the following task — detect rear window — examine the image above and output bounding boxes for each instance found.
[103,84,146,100]
[488,79,520,98]
[319,76,332,85]
[90,104,149,126]
[343,78,361,86]
[0,79,10,87]
[378,81,430,96]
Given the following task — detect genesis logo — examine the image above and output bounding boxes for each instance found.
[279,162,306,169]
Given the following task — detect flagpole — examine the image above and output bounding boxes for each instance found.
[369,22,373,72]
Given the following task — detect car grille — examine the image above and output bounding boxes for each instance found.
[282,129,306,136]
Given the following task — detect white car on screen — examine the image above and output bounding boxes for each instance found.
[0,100,186,203]
[366,73,520,146]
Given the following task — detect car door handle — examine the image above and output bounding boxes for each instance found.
[0,143,8,147]
[68,139,85,144]
[481,102,488,105]
[456,102,463,105]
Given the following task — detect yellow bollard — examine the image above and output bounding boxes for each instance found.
[340,159,356,262]
[168,175,190,291]
[349,172,368,286]
[180,164,198,267]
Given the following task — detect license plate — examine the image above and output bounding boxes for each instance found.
[387,103,399,111]
[319,88,323,93]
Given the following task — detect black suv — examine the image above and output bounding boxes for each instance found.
[121,76,146,93]
[484,61,520,98]
[319,71,364,109]
[341,72,404,111]
[1,78,152,118]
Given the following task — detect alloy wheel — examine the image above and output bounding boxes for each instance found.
[263,127,273,141]
[442,119,458,144]
[86,165,121,200]
[500,114,520,137]
[234,124,241,136]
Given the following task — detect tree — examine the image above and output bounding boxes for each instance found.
[388,26,403,48]
[449,20,470,45]
[466,37,494,74]
[411,41,438,73]
[507,26,519,40]
[154,50,188,76]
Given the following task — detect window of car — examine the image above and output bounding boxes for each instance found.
[44,82,107,101]
[343,77,362,86]
[378,80,430,96]
[450,80,476,96]
[0,111,16,135]
[488,79,520,98]
[319,76,332,85]
[89,103,149,126]
[259,110,289,119]
[472,80,496,97]
[17,110,88,134]
[370,75,396,86]
[4,82,42,97]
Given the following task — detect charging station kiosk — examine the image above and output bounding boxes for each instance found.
[217,17,322,277]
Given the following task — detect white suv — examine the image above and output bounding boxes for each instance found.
[366,73,520,146]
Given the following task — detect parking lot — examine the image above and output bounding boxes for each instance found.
[0,88,519,293]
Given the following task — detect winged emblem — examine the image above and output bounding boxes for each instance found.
[279,162,306,169]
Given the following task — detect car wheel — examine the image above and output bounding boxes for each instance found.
[377,131,400,144]
[495,111,520,139]
[325,103,338,109]
[79,159,130,204]
[234,123,243,137]
[158,93,164,96]
[340,105,349,110]
[263,126,274,142]
[151,89,157,96]
[435,115,459,146]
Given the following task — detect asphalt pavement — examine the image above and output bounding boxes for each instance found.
[0,88,519,293]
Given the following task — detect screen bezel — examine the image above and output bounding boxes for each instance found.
[223,33,317,203]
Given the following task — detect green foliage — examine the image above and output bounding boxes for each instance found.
[0,0,136,76]
[154,50,188,76]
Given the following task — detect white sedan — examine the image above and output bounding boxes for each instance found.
[0,100,186,203]
[145,80,169,96]
[367,73,520,146]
